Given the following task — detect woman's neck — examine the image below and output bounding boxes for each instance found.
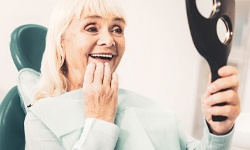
[66,71,83,92]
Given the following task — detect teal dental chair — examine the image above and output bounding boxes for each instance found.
[0,24,47,150]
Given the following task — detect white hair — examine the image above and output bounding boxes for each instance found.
[34,0,126,101]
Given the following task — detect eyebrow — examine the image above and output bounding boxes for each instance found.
[84,15,125,24]
[114,17,126,24]
[84,15,102,19]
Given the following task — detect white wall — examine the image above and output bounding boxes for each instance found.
[0,0,59,101]
[117,0,200,135]
[243,66,250,112]
[1,0,249,139]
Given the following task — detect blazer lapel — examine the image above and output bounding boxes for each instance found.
[115,108,156,150]
[30,90,85,141]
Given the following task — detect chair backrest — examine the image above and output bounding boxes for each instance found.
[10,24,47,72]
[0,86,25,150]
[0,24,47,150]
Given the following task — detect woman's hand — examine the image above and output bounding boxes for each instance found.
[201,66,240,135]
[82,62,118,123]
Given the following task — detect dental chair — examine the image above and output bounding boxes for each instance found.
[0,24,47,150]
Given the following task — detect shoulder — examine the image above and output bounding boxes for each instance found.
[118,89,173,114]
[29,88,84,124]
[31,88,82,110]
[27,89,84,139]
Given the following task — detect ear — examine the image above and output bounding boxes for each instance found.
[60,36,66,58]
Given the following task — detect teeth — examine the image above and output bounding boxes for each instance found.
[90,54,113,58]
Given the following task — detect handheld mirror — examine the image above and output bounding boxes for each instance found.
[186,0,235,122]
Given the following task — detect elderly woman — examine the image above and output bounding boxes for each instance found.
[24,0,240,149]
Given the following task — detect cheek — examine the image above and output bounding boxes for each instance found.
[65,39,90,58]
[65,45,88,68]
[117,38,126,54]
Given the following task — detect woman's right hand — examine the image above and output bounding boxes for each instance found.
[82,62,118,123]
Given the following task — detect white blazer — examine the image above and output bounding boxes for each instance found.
[24,89,234,150]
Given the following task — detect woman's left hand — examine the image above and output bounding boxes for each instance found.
[201,66,240,135]
[82,63,118,123]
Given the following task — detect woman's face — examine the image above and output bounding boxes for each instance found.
[61,14,126,85]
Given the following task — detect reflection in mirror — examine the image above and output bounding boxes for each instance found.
[195,0,219,18]
[217,17,233,44]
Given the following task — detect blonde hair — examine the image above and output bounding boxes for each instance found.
[34,0,126,101]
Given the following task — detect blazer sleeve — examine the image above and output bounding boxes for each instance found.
[190,124,234,149]
[72,118,120,150]
[177,119,234,150]
[25,111,120,150]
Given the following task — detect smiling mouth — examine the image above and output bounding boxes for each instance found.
[89,54,114,60]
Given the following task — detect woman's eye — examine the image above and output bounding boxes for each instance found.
[86,26,98,32]
[111,26,123,36]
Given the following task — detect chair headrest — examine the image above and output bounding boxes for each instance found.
[10,24,47,72]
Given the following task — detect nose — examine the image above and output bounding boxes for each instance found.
[97,30,115,47]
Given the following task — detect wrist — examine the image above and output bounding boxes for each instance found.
[206,120,234,135]
[86,114,115,123]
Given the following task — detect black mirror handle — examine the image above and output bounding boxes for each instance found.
[186,0,235,122]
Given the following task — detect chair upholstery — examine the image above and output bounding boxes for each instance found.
[0,24,47,150]
[10,24,47,72]
[0,86,25,150]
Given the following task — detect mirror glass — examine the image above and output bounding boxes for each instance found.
[196,0,217,18]
[217,18,232,44]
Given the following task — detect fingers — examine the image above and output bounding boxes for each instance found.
[203,89,239,106]
[206,105,240,120]
[202,66,240,111]
[103,63,112,85]
[218,66,238,77]
[84,62,118,88]
[103,63,118,90]
[82,62,118,123]
[201,66,240,134]
[94,63,104,84]
[84,63,96,84]
[202,90,240,121]
[208,74,239,93]
[206,66,239,94]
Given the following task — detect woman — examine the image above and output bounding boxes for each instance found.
[24,0,240,149]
